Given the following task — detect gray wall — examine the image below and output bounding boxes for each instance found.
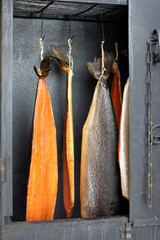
[13,18,128,221]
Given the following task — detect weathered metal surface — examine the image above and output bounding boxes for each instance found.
[133,218,160,228]
[129,0,160,221]
[134,226,160,240]
[13,0,128,22]
[0,0,13,221]
[2,217,128,240]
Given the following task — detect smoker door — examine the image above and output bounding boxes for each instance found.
[0,0,13,222]
[129,0,160,222]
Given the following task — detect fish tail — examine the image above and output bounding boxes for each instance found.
[52,47,69,72]
[87,52,114,80]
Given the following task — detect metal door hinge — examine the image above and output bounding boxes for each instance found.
[0,158,6,183]
[120,223,134,240]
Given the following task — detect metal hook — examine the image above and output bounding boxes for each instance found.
[68,15,72,40]
[41,11,45,40]
[101,13,105,42]
[35,1,55,14]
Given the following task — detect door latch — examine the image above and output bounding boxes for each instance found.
[152,29,160,63]
[120,223,134,240]
[125,223,134,239]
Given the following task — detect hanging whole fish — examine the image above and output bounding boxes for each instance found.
[26,57,58,221]
[111,60,122,131]
[118,78,129,200]
[52,46,74,218]
[80,53,121,218]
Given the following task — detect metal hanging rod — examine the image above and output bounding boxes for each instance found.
[73,3,97,16]
[32,1,98,18]
[33,1,55,14]
[89,6,121,18]
[13,14,126,23]
[102,7,122,16]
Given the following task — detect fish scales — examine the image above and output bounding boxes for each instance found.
[81,73,121,218]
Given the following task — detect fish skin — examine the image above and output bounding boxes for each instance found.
[80,54,121,218]
[118,78,129,200]
[26,77,58,221]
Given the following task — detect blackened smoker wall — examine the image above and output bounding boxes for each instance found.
[12,18,128,221]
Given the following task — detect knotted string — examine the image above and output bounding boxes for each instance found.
[39,11,45,61]
[39,37,44,61]
[100,40,106,79]
[67,38,73,71]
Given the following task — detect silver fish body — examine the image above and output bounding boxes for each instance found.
[80,76,121,218]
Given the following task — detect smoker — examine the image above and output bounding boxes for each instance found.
[0,0,160,239]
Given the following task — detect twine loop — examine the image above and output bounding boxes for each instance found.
[67,39,73,71]
[39,37,44,61]
[100,40,106,79]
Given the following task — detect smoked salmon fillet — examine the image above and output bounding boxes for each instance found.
[111,63,122,131]
[52,47,74,218]
[26,59,58,221]
[80,53,121,218]
[118,78,129,200]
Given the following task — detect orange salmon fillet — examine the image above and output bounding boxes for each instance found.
[111,70,122,130]
[63,71,74,218]
[26,77,58,221]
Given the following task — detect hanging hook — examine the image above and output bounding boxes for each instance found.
[39,11,45,61]
[100,13,106,77]
[68,15,73,40]
[40,11,45,40]
[67,15,73,71]
[101,13,105,42]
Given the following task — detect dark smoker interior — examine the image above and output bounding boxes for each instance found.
[12,1,129,221]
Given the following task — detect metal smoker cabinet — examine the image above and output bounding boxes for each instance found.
[1,0,160,239]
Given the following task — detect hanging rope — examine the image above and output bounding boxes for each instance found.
[39,37,44,61]
[115,42,118,61]
[67,38,73,71]
[100,40,106,78]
